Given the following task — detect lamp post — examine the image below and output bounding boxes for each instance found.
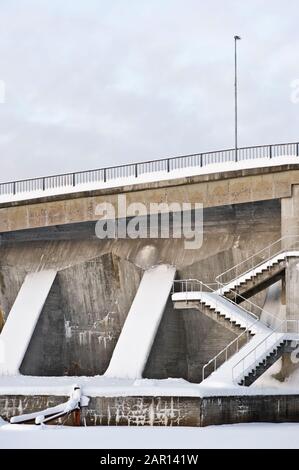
[234,35,241,162]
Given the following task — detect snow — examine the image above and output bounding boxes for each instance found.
[220,251,299,293]
[261,281,286,328]
[0,154,298,206]
[172,285,299,387]
[172,291,269,333]
[1,373,299,399]
[0,271,57,375]
[1,421,299,449]
[104,264,176,379]
[254,358,299,390]
[10,385,86,424]
[202,332,286,387]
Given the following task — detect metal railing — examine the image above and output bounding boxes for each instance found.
[216,235,299,287]
[172,279,278,380]
[202,326,255,381]
[232,319,299,384]
[0,141,298,198]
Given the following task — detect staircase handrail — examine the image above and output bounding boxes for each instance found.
[172,278,258,321]
[201,324,256,381]
[232,319,299,384]
[172,278,278,326]
[216,235,299,287]
[217,285,279,327]
[172,278,281,381]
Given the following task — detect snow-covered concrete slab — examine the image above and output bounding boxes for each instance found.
[2,373,299,398]
[104,264,176,379]
[0,270,57,375]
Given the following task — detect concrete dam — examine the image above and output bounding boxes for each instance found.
[1,142,299,426]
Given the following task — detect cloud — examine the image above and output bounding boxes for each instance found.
[0,0,298,181]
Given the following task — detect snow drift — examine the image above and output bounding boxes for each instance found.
[0,270,57,375]
[105,264,176,379]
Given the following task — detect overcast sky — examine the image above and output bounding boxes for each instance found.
[0,0,298,182]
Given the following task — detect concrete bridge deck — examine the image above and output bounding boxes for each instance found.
[0,157,299,233]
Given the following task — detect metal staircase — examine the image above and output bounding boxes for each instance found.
[172,236,299,386]
[216,236,299,301]
[238,340,289,386]
[232,320,299,386]
[172,279,275,381]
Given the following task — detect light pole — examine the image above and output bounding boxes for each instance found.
[234,35,241,162]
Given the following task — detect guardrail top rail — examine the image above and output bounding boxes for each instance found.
[0,141,298,198]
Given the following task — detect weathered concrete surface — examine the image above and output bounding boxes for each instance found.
[0,395,76,425]
[281,184,299,239]
[0,164,296,233]
[200,394,299,426]
[83,396,200,426]
[285,257,299,321]
[20,253,143,376]
[0,200,281,272]
[282,185,299,321]
[2,394,299,427]
[0,199,280,381]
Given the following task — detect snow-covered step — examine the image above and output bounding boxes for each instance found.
[202,331,286,387]
[220,251,299,294]
[105,264,176,379]
[0,270,57,375]
[172,291,269,334]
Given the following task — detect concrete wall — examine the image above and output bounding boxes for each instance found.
[0,199,281,381]
[21,254,143,376]
[282,185,299,321]
[2,394,299,427]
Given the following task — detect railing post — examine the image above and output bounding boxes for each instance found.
[167,159,170,172]
[42,177,45,191]
[72,173,75,187]
[269,145,272,159]
[135,164,138,178]
[297,143,299,157]
[104,168,107,183]
[13,181,16,195]
[200,154,203,167]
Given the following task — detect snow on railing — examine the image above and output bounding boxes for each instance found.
[10,385,89,425]
[172,279,279,380]
[0,141,298,201]
[216,235,299,287]
[232,320,299,384]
